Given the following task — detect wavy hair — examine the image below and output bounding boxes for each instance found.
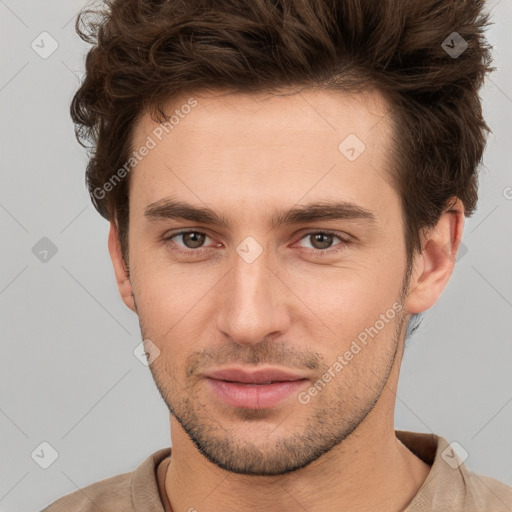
[71,0,494,262]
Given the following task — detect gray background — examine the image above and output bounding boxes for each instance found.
[0,1,511,511]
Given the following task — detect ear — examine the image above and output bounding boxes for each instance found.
[108,220,136,312]
[405,198,465,314]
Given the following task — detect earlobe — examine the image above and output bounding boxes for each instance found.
[405,199,465,315]
[108,221,136,312]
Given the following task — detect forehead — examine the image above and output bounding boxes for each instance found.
[128,88,397,221]
[132,88,391,150]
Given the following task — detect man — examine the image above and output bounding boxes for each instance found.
[42,0,511,510]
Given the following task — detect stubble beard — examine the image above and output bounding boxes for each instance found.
[141,306,407,476]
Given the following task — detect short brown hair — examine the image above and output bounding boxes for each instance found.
[71,0,493,262]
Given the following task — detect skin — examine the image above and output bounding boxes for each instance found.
[108,88,464,512]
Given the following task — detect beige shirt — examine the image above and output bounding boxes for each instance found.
[41,430,512,511]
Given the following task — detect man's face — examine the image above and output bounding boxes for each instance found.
[125,89,410,475]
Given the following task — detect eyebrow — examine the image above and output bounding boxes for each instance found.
[144,198,376,228]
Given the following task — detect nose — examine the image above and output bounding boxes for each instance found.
[215,244,291,345]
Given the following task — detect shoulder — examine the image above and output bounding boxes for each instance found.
[40,471,135,512]
[462,469,512,511]
[40,448,171,512]
[397,430,512,512]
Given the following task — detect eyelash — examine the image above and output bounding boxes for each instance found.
[163,229,350,256]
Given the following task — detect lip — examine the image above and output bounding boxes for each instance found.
[205,367,309,409]
[206,367,307,384]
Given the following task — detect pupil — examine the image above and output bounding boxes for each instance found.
[185,232,204,248]
[312,233,332,249]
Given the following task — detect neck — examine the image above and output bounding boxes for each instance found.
[162,396,431,512]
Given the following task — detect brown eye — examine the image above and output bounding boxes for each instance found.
[164,230,212,253]
[296,231,348,254]
[309,233,335,250]
[178,231,207,249]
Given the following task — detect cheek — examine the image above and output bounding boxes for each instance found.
[131,259,219,351]
[130,227,406,359]
[284,257,405,328]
